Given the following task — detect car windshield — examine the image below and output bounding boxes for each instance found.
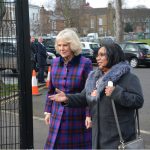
[82,49,89,53]
[138,44,150,51]
[43,39,55,48]
[89,44,99,49]
[119,43,126,49]
[0,42,17,56]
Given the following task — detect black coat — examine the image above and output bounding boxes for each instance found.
[31,42,38,62]
[37,42,47,67]
[66,65,144,149]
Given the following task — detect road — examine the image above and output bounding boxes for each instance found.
[32,66,150,149]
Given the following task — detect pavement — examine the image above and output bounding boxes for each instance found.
[32,83,49,149]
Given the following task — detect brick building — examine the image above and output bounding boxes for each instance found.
[76,3,115,36]
[1,2,150,38]
[122,8,150,38]
[0,2,16,37]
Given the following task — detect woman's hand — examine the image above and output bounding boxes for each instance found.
[85,116,92,129]
[105,86,115,96]
[44,113,51,125]
[91,89,97,96]
[49,88,68,102]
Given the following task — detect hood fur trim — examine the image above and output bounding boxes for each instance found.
[85,61,131,102]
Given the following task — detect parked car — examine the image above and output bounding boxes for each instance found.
[46,51,56,66]
[42,36,59,56]
[99,36,116,45]
[35,51,56,74]
[43,37,58,72]
[81,42,100,63]
[0,40,18,73]
[81,48,94,62]
[119,41,150,68]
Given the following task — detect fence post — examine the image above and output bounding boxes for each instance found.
[16,0,33,149]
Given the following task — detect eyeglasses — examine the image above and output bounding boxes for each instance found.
[96,52,107,58]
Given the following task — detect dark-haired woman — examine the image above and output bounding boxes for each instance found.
[49,43,144,149]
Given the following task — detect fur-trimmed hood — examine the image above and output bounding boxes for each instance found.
[85,61,131,102]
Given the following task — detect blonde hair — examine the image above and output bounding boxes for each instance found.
[55,29,82,56]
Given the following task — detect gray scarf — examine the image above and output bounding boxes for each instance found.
[85,61,131,102]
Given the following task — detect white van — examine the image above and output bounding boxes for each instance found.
[81,42,100,63]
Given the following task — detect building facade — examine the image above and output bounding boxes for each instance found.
[0,2,16,37]
[76,3,115,36]
[1,2,150,39]
[29,4,40,36]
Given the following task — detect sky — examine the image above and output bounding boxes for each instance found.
[29,0,150,9]
[87,0,150,8]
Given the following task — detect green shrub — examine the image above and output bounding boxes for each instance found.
[131,39,150,46]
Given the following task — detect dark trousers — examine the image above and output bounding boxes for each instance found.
[31,60,37,71]
[38,66,45,82]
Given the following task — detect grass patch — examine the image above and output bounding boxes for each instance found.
[130,39,150,45]
[0,83,18,97]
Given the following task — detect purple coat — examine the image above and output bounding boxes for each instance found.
[44,55,92,149]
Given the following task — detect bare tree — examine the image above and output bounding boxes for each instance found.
[115,0,123,42]
[56,0,72,27]
[30,20,40,36]
[108,0,115,8]
[55,0,81,28]
[43,0,56,11]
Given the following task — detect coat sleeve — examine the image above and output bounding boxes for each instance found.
[65,89,88,108]
[110,74,144,109]
[83,58,92,117]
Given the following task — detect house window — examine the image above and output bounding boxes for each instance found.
[99,18,103,25]
[90,19,94,28]
[52,21,56,30]
[99,27,103,34]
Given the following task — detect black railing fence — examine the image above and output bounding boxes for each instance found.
[0,0,33,149]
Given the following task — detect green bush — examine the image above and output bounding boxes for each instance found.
[130,39,150,46]
[0,84,18,97]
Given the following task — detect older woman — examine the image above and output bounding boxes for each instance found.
[44,29,92,149]
[49,43,144,149]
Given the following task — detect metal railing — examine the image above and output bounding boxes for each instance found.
[0,0,33,149]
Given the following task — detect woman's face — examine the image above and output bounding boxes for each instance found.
[57,40,74,59]
[96,47,109,72]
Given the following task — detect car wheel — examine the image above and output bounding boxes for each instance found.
[130,58,138,68]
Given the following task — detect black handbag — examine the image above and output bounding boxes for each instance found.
[111,99,145,149]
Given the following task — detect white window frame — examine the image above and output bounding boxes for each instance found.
[90,18,94,28]
[52,21,56,30]
[99,18,103,25]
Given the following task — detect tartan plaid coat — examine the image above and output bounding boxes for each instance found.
[44,55,92,149]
